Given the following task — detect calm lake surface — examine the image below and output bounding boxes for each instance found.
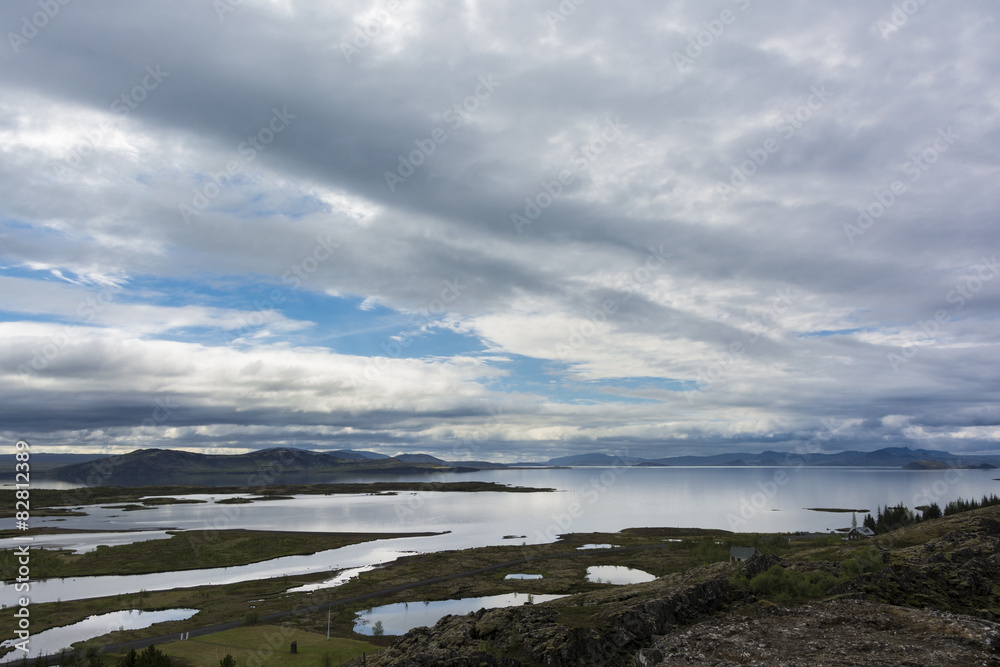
[353,593,565,636]
[0,609,198,663]
[3,467,997,604]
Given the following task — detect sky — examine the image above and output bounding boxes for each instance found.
[0,0,998,461]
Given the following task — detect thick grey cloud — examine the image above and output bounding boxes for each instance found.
[1,0,998,459]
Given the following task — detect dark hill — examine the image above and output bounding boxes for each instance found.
[48,447,351,481]
[329,450,391,460]
[395,453,448,465]
[45,447,502,485]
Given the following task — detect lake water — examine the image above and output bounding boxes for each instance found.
[0,609,197,662]
[353,593,566,636]
[3,467,997,605]
[586,566,656,585]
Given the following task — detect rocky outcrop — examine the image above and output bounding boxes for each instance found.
[364,555,780,667]
[830,516,1000,616]
[641,599,1000,666]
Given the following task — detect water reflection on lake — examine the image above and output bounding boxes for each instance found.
[353,593,565,635]
[0,609,197,662]
[586,565,656,585]
[0,530,174,554]
[4,467,998,604]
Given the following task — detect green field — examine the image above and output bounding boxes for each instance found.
[0,530,442,579]
[159,625,379,667]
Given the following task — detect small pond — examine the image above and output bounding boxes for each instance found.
[353,593,565,636]
[586,566,656,585]
[503,574,543,580]
[0,609,198,663]
[576,544,617,550]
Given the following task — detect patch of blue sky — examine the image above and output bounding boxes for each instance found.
[185,173,330,220]
[0,218,35,230]
[354,326,487,359]
[182,279,485,357]
[481,355,684,405]
[0,266,470,355]
[796,328,869,338]
[0,264,58,281]
[214,193,330,220]
[0,311,87,326]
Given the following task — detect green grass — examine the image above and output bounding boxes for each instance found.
[0,530,440,580]
[159,625,379,667]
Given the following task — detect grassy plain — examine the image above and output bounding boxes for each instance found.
[0,530,440,579]
[159,625,378,667]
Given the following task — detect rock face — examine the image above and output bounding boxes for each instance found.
[365,555,780,667]
[831,516,1000,616]
[642,599,1000,666]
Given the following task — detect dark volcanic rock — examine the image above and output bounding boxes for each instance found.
[642,599,1000,666]
[365,555,781,667]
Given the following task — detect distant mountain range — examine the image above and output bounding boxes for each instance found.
[516,447,1000,468]
[38,447,509,484]
[19,445,1000,485]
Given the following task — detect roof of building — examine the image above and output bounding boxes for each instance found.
[850,526,875,536]
[730,546,761,559]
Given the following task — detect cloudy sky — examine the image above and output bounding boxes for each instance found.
[1,0,998,461]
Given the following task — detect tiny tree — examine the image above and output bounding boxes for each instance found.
[372,620,385,637]
[220,655,237,667]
